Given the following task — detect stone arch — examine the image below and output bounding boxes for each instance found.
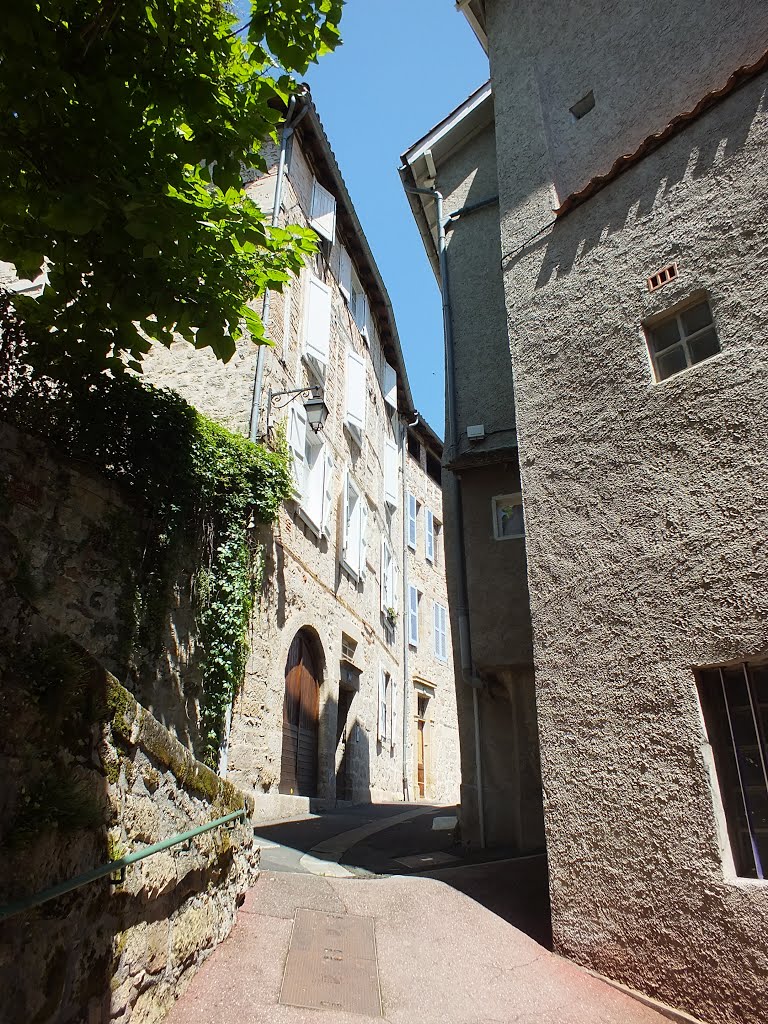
[279,627,324,797]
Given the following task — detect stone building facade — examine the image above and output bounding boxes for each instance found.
[143,93,460,813]
[401,2,768,1022]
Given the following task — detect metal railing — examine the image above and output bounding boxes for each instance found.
[0,807,248,922]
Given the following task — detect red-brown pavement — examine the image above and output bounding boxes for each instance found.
[166,868,676,1024]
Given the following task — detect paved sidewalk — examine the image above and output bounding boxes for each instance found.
[166,869,673,1024]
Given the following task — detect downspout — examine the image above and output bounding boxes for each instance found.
[401,411,419,801]
[404,185,486,847]
[248,91,308,441]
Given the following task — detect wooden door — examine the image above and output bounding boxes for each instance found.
[280,632,320,796]
[417,720,426,799]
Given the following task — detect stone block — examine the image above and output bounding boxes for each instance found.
[171,904,215,966]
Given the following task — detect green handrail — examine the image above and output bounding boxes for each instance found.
[0,806,248,922]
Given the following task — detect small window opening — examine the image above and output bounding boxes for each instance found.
[407,432,420,461]
[697,661,768,879]
[570,90,595,120]
[645,298,721,381]
[426,450,442,485]
[341,633,358,663]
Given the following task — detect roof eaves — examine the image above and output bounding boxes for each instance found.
[557,48,768,218]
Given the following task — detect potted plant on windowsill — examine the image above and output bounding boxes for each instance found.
[385,607,397,628]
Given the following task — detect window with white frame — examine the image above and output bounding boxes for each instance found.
[383,361,397,410]
[645,298,721,382]
[380,537,397,616]
[407,585,420,647]
[349,273,369,337]
[302,272,332,380]
[288,404,334,537]
[341,470,368,580]
[345,348,367,444]
[310,178,336,243]
[384,438,398,508]
[425,508,435,563]
[492,493,524,540]
[337,245,352,302]
[433,603,448,662]
[407,493,417,550]
[377,668,398,750]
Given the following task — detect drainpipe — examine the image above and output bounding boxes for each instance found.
[404,185,486,847]
[248,91,308,441]
[401,411,419,801]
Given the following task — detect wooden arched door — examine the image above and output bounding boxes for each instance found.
[280,631,320,796]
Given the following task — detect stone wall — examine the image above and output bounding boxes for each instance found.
[0,587,256,1024]
[0,420,203,753]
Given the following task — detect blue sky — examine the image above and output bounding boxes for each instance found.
[302,2,488,435]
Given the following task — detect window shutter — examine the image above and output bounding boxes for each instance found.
[304,274,332,374]
[321,450,334,538]
[380,538,389,612]
[354,290,369,335]
[390,675,398,753]
[288,404,307,500]
[338,246,352,301]
[407,493,417,550]
[359,500,368,579]
[425,509,434,563]
[383,361,397,409]
[392,560,399,613]
[345,349,367,440]
[434,603,440,658]
[342,469,350,558]
[434,604,447,660]
[384,438,398,508]
[303,442,324,532]
[310,179,336,242]
[378,667,386,744]
[408,585,418,646]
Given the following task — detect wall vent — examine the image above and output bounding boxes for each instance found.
[570,91,595,120]
[647,262,678,292]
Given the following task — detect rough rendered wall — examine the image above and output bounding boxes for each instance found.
[490,1,768,1010]
[432,108,541,848]
[403,440,461,804]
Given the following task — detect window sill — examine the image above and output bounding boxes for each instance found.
[493,533,525,542]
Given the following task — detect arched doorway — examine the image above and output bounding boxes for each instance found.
[279,630,320,796]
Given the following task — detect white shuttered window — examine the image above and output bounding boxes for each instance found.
[342,471,368,580]
[288,407,333,538]
[345,349,367,442]
[434,603,448,661]
[425,508,435,563]
[408,585,419,647]
[303,273,332,379]
[383,361,397,409]
[378,667,389,744]
[384,438,398,508]
[310,179,336,242]
[407,493,417,550]
[380,537,398,613]
[338,246,352,301]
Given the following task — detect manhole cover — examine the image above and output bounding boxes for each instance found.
[280,909,381,1017]
[395,851,460,869]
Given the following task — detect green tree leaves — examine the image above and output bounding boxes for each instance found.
[0,0,343,379]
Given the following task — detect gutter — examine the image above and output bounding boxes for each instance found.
[403,184,486,847]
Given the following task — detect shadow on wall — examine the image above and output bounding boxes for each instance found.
[505,78,767,289]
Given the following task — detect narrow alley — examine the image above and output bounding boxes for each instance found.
[166,805,679,1024]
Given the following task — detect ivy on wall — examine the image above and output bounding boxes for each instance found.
[0,354,292,768]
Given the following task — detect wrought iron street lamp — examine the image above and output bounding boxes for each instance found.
[265,384,329,435]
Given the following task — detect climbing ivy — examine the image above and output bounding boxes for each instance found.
[0,353,292,768]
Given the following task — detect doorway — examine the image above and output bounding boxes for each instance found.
[417,694,429,799]
[280,630,320,797]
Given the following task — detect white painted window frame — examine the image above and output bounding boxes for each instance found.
[492,492,525,541]
[407,493,417,550]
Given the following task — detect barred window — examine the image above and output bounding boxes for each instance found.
[697,661,768,879]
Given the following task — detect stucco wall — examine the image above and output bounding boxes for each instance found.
[488,9,768,1014]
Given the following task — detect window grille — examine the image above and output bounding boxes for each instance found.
[697,661,768,879]
[647,262,678,292]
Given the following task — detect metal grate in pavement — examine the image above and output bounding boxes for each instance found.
[279,908,381,1017]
